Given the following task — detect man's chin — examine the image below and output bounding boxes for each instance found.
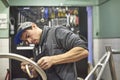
[34,44,39,47]
[35,43,39,46]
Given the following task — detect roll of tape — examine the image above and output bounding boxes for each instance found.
[25,64,34,78]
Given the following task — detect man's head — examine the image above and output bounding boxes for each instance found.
[14,22,42,45]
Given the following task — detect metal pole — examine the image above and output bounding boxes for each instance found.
[105,46,117,80]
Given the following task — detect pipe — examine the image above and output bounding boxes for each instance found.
[0,53,47,80]
[1,0,9,7]
[98,0,110,6]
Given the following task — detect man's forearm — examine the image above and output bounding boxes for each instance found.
[51,47,88,65]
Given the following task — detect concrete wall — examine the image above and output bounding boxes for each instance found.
[0,39,9,80]
[93,38,120,80]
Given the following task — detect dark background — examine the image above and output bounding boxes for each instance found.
[9,6,88,80]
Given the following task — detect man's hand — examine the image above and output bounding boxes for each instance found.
[20,58,38,78]
[37,56,53,70]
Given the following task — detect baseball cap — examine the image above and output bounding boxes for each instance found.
[14,22,33,44]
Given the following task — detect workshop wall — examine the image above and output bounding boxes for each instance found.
[93,38,120,80]
[9,6,88,79]
[9,0,98,6]
[0,1,9,80]
[0,39,9,80]
[93,0,120,80]
[9,0,120,38]
[94,0,120,38]
[0,0,9,38]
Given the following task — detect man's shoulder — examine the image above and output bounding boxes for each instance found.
[51,26,69,32]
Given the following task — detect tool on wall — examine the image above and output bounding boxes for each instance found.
[9,17,15,35]
[40,7,45,23]
[66,12,70,27]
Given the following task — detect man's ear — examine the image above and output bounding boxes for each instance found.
[31,23,37,29]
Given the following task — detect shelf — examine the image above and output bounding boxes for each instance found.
[16,46,34,50]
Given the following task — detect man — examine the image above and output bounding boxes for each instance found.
[14,22,88,80]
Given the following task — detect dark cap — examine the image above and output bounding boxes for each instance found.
[14,22,33,44]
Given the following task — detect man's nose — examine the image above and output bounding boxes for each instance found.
[25,41,29,45]
[26,38,32,44]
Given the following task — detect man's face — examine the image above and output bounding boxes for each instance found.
[21,27,40,45]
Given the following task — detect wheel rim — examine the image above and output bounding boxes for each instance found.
[0,53,47,80]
